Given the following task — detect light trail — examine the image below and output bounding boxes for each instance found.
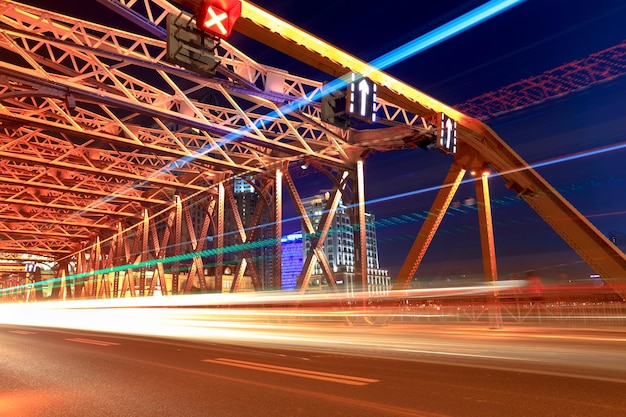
[364,138,626,207]
[369,0,525,72]
[1,283,625,384]
[70,0,525,217]
[4,136,621,297]
[8,0,606,301]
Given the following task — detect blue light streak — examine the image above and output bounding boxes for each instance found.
[364,139,626,207]
[172,0,526,166]
[370,0,526,72]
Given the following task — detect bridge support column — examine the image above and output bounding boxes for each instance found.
[215,182,225,292]
[475,168,503,329]
[273,168,283,290]
[353,160,368,294]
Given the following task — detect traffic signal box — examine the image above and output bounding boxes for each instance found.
[196,0,242,39]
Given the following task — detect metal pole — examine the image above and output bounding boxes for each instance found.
[475,169,503,329]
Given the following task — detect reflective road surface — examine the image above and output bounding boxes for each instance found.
[1,298,625,416]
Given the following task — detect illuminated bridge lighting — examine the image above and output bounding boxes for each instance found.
[60,0,526,231]
[169,0,526,168]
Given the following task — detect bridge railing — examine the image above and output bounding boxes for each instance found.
[385,284,626,325]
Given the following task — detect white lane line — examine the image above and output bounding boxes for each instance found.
[202,357,379,386]
[8,330,36,335]
[65,338,120,347]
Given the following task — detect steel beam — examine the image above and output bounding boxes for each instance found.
[475,169,503,328]
[392,164,466,290]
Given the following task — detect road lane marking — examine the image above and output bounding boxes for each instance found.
[202,357,378,386]
[8,330,35,335]
[65,338,120,347]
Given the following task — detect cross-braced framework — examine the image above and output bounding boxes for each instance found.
[0,0,624,301]
[456,40,626,120]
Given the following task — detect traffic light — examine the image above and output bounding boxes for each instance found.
[166,12,221,76]
[196,0,242,39]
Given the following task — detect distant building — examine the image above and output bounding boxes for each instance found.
[223,176,274,289]
[195,176,274,291]
[187,181,389,294]
[301,193,390,294]
[281,232,303,291]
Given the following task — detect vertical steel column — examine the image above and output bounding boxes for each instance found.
[87,248,95,297]
[215,182,225,292]
[476,172,498,283]
[92,236,101,298]
[273,168,283,290]
[182,199,201,293]
[193,198,216,293]
[353,160,368,293]
[156,209,176,296]
[148,213,161,297]
[113,222,123,298]
[60,268,67,300]
[172,195,182,295]
[125,219,141,297]
[392,164,466,290]
[75,251,85,298]
[139,209,149,296]
[475,170,503,328]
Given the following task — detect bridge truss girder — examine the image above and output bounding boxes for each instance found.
[0,0,624,300]
[0,0,388,296]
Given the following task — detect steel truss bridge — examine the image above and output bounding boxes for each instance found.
[0,0,624,300]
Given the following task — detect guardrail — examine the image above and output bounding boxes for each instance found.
[388,286,626,324]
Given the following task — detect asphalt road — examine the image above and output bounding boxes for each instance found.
[1,322,626,417]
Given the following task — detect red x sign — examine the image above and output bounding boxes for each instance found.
[196,0,242,39]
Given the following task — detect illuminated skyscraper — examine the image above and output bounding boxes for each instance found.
[223,176,273,289]
[301,193,390,294]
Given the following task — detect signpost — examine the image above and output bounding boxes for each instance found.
[321,73,378,129]
[348,73,377,123]
[437,112,457,154]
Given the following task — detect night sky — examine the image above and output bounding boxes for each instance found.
[19,0,626,282]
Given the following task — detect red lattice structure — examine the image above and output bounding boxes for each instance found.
[0,1,624,299]
[456,40,626,120]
